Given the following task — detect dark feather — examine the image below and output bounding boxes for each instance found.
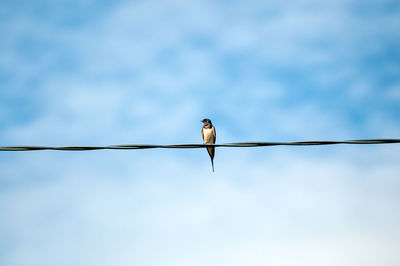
[206,146,215,172]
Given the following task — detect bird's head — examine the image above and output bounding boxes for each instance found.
[201,118,212,125]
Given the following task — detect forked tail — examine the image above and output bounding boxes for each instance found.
[206,146,215,173]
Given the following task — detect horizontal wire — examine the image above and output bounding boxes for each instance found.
[0,139,399,151]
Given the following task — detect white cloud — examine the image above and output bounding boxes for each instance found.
[1,145,400,266]
[1,0,400,265]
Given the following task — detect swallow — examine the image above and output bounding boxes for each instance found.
[201,118,216,172]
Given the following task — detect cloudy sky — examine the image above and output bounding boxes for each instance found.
[1,0,400,265]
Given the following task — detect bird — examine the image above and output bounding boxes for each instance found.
[201,118,216,172]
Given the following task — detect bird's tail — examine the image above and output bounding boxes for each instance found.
[206,146,215,173]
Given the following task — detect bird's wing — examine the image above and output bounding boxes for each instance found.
[212,126,216,143]
[206,146,215,160]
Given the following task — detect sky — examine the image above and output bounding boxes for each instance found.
[0,0,400,265]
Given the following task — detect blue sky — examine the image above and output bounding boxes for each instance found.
[1,0,400,265]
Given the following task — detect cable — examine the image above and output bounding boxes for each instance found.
[0,139,399,151]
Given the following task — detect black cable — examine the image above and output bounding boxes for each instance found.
[0,139,399,151]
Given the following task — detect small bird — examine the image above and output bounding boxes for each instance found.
[201,118,216,172]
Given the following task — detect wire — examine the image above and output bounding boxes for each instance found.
[0,139,399,151]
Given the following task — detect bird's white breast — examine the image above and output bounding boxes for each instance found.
[203,128,215,144]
